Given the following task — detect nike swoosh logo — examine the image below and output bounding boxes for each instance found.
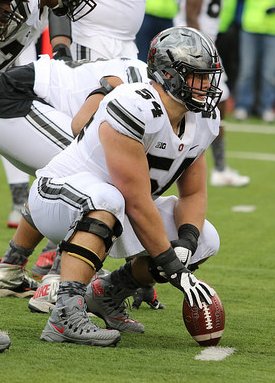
[188,274,196,287]
[51,323,65,334]
[190,145,199,151]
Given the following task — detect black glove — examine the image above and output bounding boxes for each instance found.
[153,247,214,308]
[171,224,200,268]
[52,44,72,62]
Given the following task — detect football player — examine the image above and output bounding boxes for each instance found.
[25,26,221,346]
[0,55,147,175]
[0,0,97,228]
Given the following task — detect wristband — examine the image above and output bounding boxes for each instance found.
[85,77,114,100]
[178,223,200,255]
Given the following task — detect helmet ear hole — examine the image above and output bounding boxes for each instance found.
[147,26,223,113]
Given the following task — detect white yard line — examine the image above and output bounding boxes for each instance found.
[219,122,275,161]
[194,346,236,361]
[224,122,275,134]
[227,151,275,162]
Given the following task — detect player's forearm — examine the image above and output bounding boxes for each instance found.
[186,0,202,29]
[126,198,171,258]
[49,10,72,47]
[72,76,123,136]
[174,191,207,233]
[71,94,105,136]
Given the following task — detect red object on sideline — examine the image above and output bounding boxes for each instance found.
[40,27,53,57]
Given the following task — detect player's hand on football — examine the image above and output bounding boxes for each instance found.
[152,247,214,309]
[168,271,215,309]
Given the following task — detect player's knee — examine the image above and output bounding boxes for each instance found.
[21,203,38,230]
[199,220,220,257]
[73,215,122,252]
[203,222,220,256]
[60,214,123,270]
[130,255,156,286]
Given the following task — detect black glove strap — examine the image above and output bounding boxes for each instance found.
[86,77,114,100]
[153,247,186,277]
[52,44,72,61]
[177,223,200,255]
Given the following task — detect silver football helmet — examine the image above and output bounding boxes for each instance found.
[0,0,27,42]
[147,26,223,113]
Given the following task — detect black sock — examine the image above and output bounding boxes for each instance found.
[9,183,29,206]
[56,281,87,307]
[211,133,225,171]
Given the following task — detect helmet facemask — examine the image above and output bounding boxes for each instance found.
[0,1,27,42]
[169,58,222,112]
[52,0,97,21]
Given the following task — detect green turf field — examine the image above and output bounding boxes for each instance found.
[1,119,275,383]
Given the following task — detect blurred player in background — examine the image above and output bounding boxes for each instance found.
[174,0,250,187]
[70,0,145,61]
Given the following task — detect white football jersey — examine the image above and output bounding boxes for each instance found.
[37,82,220,197]
[72,0,145,46]
[174,0,222,41]
[0,0,48,71]
[33,55,148,117]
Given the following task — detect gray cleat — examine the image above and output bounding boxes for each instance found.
[132,287,165,310]
[40,295,121,347]
[86,277,145,333]
[0,331,11,352]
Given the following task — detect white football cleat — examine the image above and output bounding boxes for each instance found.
[28,273,60,313]
[234,108,248,121]
[7,205,23,229]
[262,110,275,123]
[210,167,250,187]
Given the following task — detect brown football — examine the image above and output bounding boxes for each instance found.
[182,292,225,347]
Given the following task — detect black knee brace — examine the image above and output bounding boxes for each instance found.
[75,216,118,252]
[59,240,103,271]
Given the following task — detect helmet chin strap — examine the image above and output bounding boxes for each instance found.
[167,88,205,113]
[184,96,207,113]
